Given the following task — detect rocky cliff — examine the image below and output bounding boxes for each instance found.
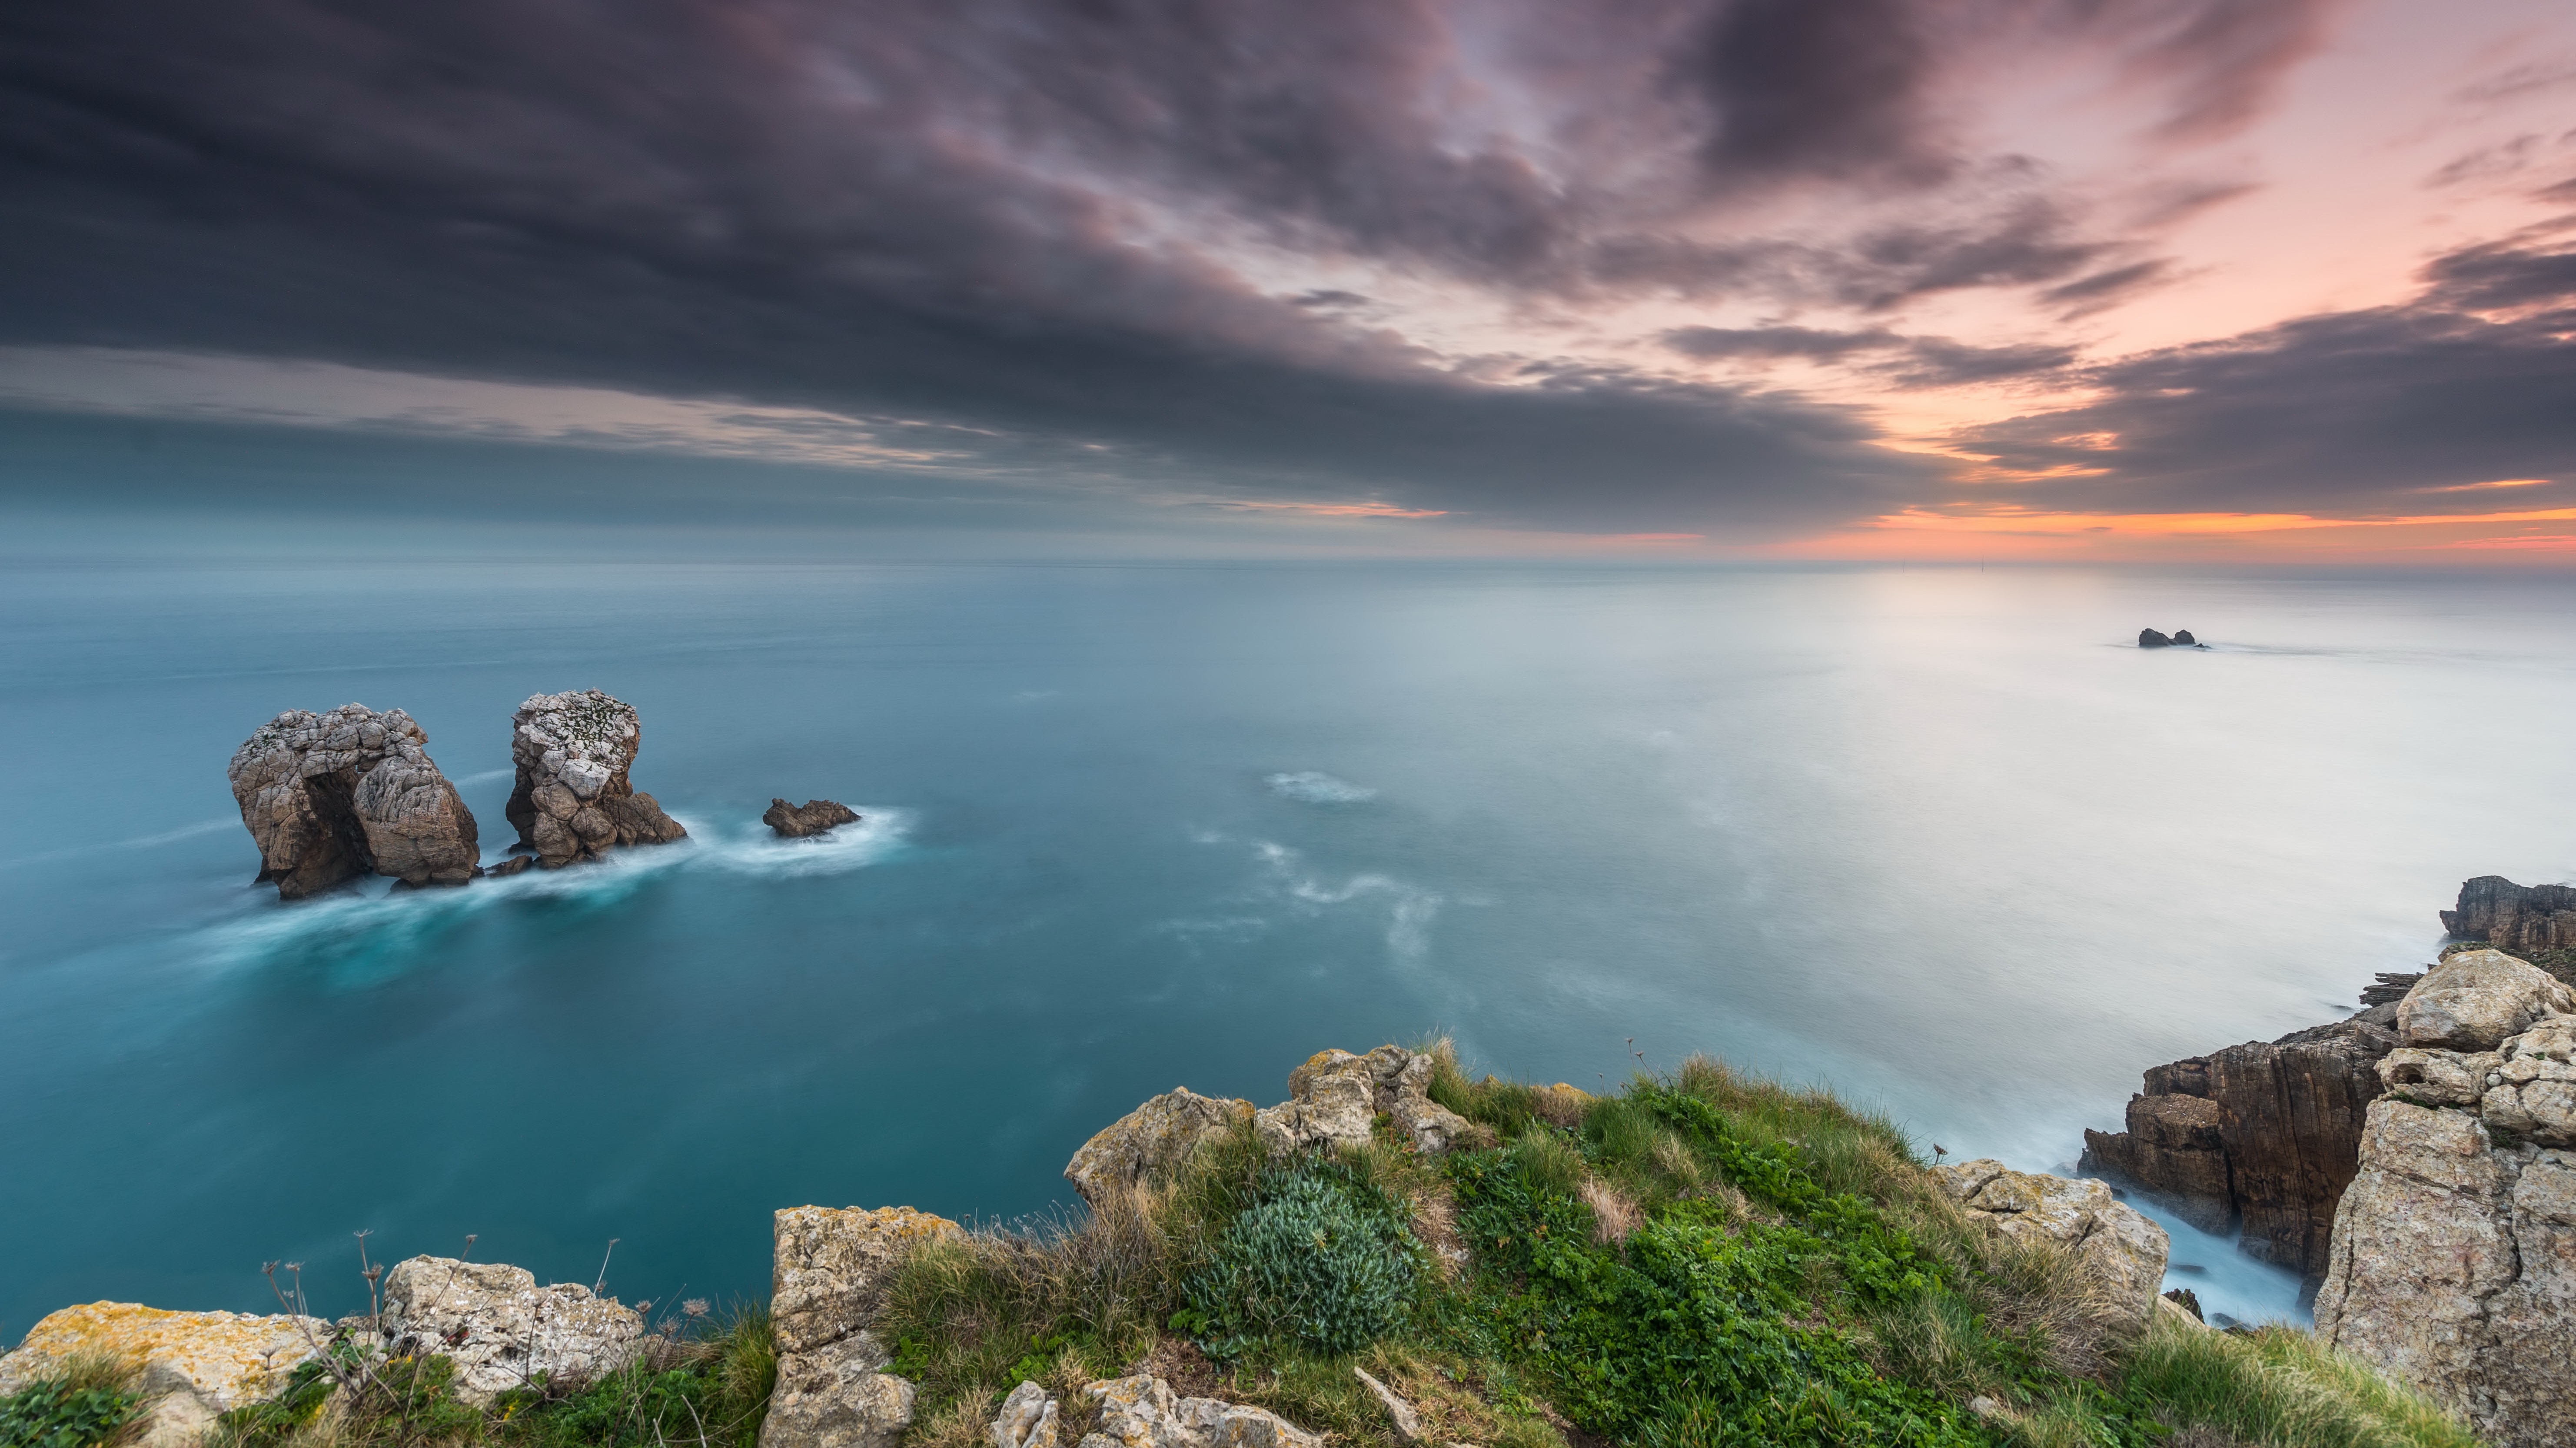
[2079,1017,2395,1281]
[227,705,480,897]
[505,689,687,868]
[2442,875,2576,983]
[2313,949,2576,1448]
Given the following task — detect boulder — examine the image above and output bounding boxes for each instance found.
[228,704,480,897]
[370,1256,644,1401]
[762,1205,961,1448]
[766,799,862,838]
[0,1302,328,1448]
[2080,1017,2395,1278]
[2313,961,2576,1448]
[505,689,687,868]
[1931,1160,2169,1335]
[771,1205,963,1356]
[1079,1375,1323,1448]
[2442,877,2576,979]
[1253,1047,1479,1158]
[762,1331,916,1448]
[2138,629,2172,648]
[2397,949,2573,1050]
[2171,630,2198,646]
[1065,1089,1254,1208]
[993,1380,1061,1448]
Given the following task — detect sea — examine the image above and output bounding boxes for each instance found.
[7,558,2576,1337]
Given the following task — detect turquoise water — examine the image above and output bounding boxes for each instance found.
[7,560,2576,1336]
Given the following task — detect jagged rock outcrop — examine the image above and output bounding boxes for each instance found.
[2079,1017,2396,1278]
[2441,877,2576,982]
[0,1303,329,1448]
[229,704,480,897]
[505,690,687,868]
[1079,1375,1323,1448]
[1065,1048,1480,1210]
[762,1205,961,1448]
[1931,1160,2169,1335]
[766,799,861,838]
[2314,950,2576,1448]
[370,1256,644,1401]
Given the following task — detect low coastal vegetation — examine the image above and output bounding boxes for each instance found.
[0,1044,2478,1448]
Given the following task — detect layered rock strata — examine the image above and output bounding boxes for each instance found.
[763,1205,963,1448]
[229,704,481,897]
[1931,1160,2170,1336]
[0,1303,329,1448]
[505,689,686,868]
[2314,949,2576,1448]
[2441,876,2576,977]
[2079,1017,2395,1278]
[1063,1046,1480,1208]
[370,1256,644,1401]
[766,799,860,838]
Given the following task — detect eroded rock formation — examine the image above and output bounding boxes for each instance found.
[1064,1046,1481,1209]
[506,689,687,868]
[0,1303,328,1448]
[2314,949,2576,1448]
[229,704,480,897]
[766,798,860,838]
[763,1205,962,1448]
[2080,1018,2395,1279]
[2441,876,2576,983]
[1930,1160,2170,1336]
[1077,1374,1323,1448]
[370,1256,644,1401]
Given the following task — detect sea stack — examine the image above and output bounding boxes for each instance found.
[505,689,687,868]
[227,704,481,898]
[764,798,860,837]
[2138,628,2171,647]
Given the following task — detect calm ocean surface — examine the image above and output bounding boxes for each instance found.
[7,560,2576,1335]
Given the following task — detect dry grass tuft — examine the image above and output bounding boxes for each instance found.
[1577,1177,1640,1245]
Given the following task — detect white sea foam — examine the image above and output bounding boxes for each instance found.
[176,807,911,976]
[457,767,516,784]
[1167,835,1442,971]
[0,817,235,871]
[1264,771,1377,805]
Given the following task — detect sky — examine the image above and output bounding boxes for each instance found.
[3,0,2574,560]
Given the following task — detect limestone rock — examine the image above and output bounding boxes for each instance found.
[2313,952,2576,1448]
[761,1331,915,1448]
[2442,876,2576,978]
[1065,1089,1254,1209]
[1931,1160,2169,1335]
[766,799,861,838]
[2398,949,2573,1051]
[505,689,686,868]
[1353,1367,1423,1442]
[1078,1375,1322,1448]
[371,1256,643,1401]
[771,1206,963,1356]
[1253,1047,1479,1158]
[0,1302,328,1448]
[229,704,480,897]
[992,1381,1061,1448]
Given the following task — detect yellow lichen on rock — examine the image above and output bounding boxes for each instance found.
[0,1302,328,1448]
[771,1205,965,1356]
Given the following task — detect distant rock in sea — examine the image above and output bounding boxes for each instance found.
[505,689,687,868]
[227,704,480,898]
[765,798,860,837]
[2172,629,2197,646]
[2138,628,2204,648]
[2441,875,2576,984]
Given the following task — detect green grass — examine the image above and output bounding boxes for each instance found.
[198,1041,2477,1448]
[205,1302,777,1448]
[0,1354,142,1448]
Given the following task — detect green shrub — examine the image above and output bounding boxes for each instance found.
[1183,1160,1422,1356]
[0,1377,140,1448]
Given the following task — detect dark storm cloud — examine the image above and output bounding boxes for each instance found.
[1949,238,2576,511]
[0,0,2393,532]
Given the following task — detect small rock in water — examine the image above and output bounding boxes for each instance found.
[2172,629,2198,646]
[2138,628,2172,647]
[485,854,535,878]
[2163,1287,2205,1321]
[765,797,861,838]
